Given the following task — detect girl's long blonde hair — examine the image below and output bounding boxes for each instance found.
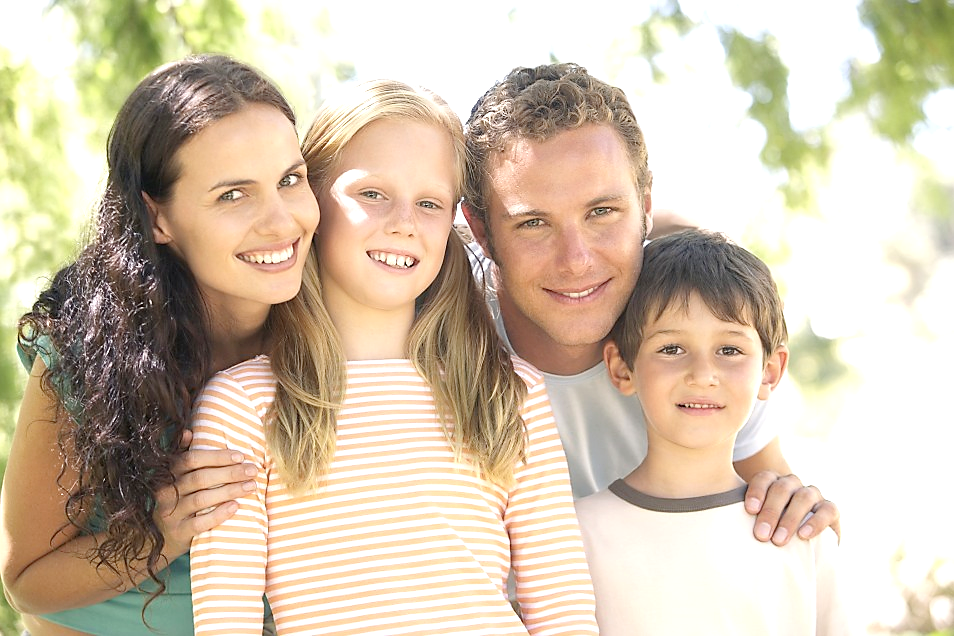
[269,80,527,493]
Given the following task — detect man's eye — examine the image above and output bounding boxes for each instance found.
[521,218,543,228]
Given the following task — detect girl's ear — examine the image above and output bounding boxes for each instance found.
[758,345,789,401]
[604,340,637,396]
[142,192,173,245]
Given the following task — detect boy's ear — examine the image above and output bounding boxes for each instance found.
[143,192,173,245]
[460,202,492,256]
[604,340,637,396]
[758,345,789,400]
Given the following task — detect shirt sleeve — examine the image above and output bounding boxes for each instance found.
[189,369,269,636]
[732,398,778,461]
[505,363,599,636]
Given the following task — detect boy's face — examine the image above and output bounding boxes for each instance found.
[604,292,784,453]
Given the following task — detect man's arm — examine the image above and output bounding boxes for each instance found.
[734,437,840,546]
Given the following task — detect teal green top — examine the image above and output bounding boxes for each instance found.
[17,337,195,635]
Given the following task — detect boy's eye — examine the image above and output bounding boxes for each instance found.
[658,344,682,355]
[360,190,381,200]
[419,200,440,210]
[719,346,743,356]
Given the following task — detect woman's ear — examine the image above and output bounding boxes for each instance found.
[758,345,789,401]
[142,192,173,245]
[604,340,638,396]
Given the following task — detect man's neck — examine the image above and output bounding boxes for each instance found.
[496,286,604,376]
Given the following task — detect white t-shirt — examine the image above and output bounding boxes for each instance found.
[470,243,777,498]
[575,481,849,635]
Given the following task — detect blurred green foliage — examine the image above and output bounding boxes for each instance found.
[1,1,953,634]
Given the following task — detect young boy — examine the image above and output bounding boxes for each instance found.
[575,229,850,635]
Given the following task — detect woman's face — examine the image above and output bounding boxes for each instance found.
[148,103,320,327]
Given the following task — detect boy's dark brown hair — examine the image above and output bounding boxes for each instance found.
[610,229,788,368]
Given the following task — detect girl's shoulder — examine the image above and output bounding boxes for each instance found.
[509,354,545,390]
[206,355,275,390]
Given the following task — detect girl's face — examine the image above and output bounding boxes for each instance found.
[148,103,320,328]
[316,118,456,322]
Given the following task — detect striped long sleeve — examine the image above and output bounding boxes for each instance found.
[190,356,597,636]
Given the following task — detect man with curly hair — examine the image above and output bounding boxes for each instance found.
[461,63,839,544]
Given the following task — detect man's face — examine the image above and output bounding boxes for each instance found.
[469,123,653,372]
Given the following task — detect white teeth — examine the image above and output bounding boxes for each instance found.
[370,251,416,269]
[562,286,597,299]
[239,245,294,265]
[681,403,720,409]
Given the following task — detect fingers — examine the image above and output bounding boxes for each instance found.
[796,499,841,543]
[746,472,806,545]
[742,470,781,515]
[171,447,246,479]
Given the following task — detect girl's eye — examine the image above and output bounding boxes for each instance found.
[219,189,245,202]
[279,173,302,187]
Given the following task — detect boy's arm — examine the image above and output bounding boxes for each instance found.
[734,437,841,546]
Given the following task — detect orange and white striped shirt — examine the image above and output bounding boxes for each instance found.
[190,356,597,636]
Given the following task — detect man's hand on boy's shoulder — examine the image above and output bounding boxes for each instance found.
[744,471,841,546]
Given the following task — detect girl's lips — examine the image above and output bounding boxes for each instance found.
[368,250,417,269]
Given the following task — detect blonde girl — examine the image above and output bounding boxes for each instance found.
[188,80,597,636]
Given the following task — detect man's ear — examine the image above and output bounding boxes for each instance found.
[460,201,492,256]
[604,340,637,396]
[758,345,789,400]
[143,192,173,245]
[642,170,654,238]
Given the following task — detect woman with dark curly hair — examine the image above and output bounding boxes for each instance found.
[0,54,319,635]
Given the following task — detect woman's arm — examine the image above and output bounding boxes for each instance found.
[0,357,255,614]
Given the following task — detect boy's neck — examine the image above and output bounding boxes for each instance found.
[623,448,745,500]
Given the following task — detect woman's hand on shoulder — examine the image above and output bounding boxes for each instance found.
[153,428,256,559]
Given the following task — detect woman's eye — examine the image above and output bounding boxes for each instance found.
[219,189,245,202]
[279,173,302,187]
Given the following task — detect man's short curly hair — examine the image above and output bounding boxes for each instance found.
[463,63,650,224]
